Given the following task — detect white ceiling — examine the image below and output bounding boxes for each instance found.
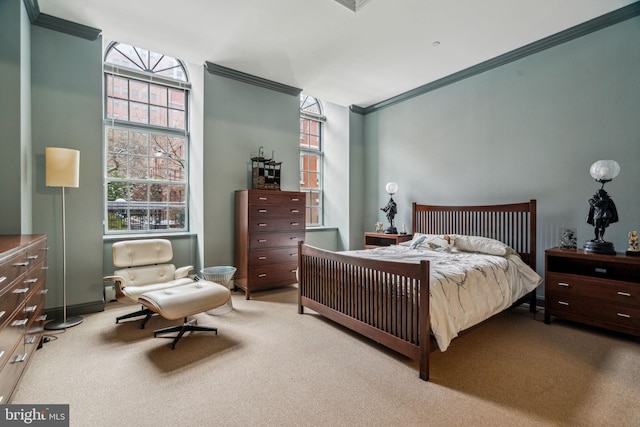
[38,0,636,108]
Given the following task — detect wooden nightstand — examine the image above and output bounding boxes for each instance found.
[364,232,412,249]
[544,247,640,337]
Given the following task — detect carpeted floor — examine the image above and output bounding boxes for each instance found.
[12,286,640,426]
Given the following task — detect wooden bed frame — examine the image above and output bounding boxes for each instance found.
[297,200,537,381]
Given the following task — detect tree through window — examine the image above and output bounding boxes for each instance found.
[104,43,190,233]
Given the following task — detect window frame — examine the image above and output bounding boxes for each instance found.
[103,42,191,235]
[299,94,326,227]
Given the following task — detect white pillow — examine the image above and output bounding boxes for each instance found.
[453,235,515,256]
[409,233,455,252]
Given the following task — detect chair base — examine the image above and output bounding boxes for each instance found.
[116,306,154,329]
[153,317,218,349]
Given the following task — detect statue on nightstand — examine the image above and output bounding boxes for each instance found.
[380,197,397,234]
[627,230,639,256]
[584,188,618,254]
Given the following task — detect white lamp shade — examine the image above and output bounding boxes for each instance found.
[46,147,80,188]
[589,160,620,182]
[385,182,398,195]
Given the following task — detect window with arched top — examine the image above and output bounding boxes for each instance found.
[103,42,190,233]
[300,94,325,226]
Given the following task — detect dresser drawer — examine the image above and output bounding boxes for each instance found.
[248,232,305,250]
[248,217,304,233]
[248,247,298,268]
[0,316,26,372]
[248,204,303,218]
[546,272,640,307]
[0,339,30,404]
[247,191,304,206]
[0,251,29,295]
[246,263,298,290]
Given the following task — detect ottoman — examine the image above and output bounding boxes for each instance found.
[138,280,231,348]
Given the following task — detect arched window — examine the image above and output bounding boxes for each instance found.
[300,94,325,226]
[103,42,190,233]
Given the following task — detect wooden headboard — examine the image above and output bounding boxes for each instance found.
[412,200,537,269]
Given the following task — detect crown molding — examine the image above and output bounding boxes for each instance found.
[205,62,302,97]
[23,0,101,41]
[355,1,640,115]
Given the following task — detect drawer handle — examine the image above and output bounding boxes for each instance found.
[12,354,27,363]
[0,310,5,319]
[258,256,267,260]
[0,276,6,283]
[290,253,296,256]
[25,336,37,345]
[594,267,607,274]
[27,254,39,260]
[259,197,268,200]
[24,305,38,313]
[41,266,50,270]
[291,198,299,201]
[616,313,631,318]
[24,278,38,284]
[557,282,570,287]
[13,261,29,267]
[289,237,297,240]
[37,314,48,321]
[0,350,4,360]
[40,247,50,251]
[558,301,569,306]
[258,239,267,243]
[258,209,268,213]
[13,287,29,294]
[617,291,631,297]
[290,269,297,273]
[290,222,299,226]
[291,209,299,213]
[258,223,268,227]
[40,289,49,295]
[12,319,28,327]
[258,274,267,278]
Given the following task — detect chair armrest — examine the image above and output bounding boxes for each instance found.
[175,266,194,279]
[103,275,126,286]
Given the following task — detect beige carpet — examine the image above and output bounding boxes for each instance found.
[12,286,640,427]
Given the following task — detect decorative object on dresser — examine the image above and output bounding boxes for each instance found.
[44,147,83,330]
[627,230,639,256]
[364,232,412,249]
[251,146,281,190]
[545,247,640,337]
[584,160,620,255]
[234,189,305,299]
[0,235,48,403]
[380,181,398,234]
[559,227,577,249]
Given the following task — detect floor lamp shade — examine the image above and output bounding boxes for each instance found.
[44,147,83,330]
[46,147,80,188]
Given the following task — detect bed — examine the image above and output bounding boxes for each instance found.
[297,200,541,381]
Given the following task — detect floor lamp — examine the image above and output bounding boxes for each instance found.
[44,147,83,330]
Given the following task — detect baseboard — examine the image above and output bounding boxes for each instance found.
[44,300,105,321]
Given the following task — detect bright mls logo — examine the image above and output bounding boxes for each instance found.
[2,405,69,426]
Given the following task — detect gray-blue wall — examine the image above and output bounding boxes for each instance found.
[363,16,640,277]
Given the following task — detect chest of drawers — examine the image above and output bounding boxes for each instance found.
[0,234,48,403]
[234,190,305,299]
[544,247,640,336]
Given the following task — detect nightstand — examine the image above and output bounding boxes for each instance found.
[544,247,640,337]
[364,232,412,249]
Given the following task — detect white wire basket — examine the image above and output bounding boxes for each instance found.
[201,266,237,315]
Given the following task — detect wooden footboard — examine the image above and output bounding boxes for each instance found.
[298,242,431,380]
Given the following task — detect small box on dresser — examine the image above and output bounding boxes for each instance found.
[234,190,305,299]
[545,247,640,337]
[0,234,48,403]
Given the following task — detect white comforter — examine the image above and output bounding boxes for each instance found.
[343,245,542,351]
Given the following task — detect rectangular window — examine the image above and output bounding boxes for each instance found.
[300,115,323,226]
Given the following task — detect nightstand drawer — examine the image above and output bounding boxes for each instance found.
[546,272,640,307]
[546,296,640,334]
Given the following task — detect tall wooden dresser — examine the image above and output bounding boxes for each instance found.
[545,247,640,337]
[0,234,48,403]
[234,190,305,299]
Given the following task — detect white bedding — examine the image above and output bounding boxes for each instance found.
[343,239,542,351]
